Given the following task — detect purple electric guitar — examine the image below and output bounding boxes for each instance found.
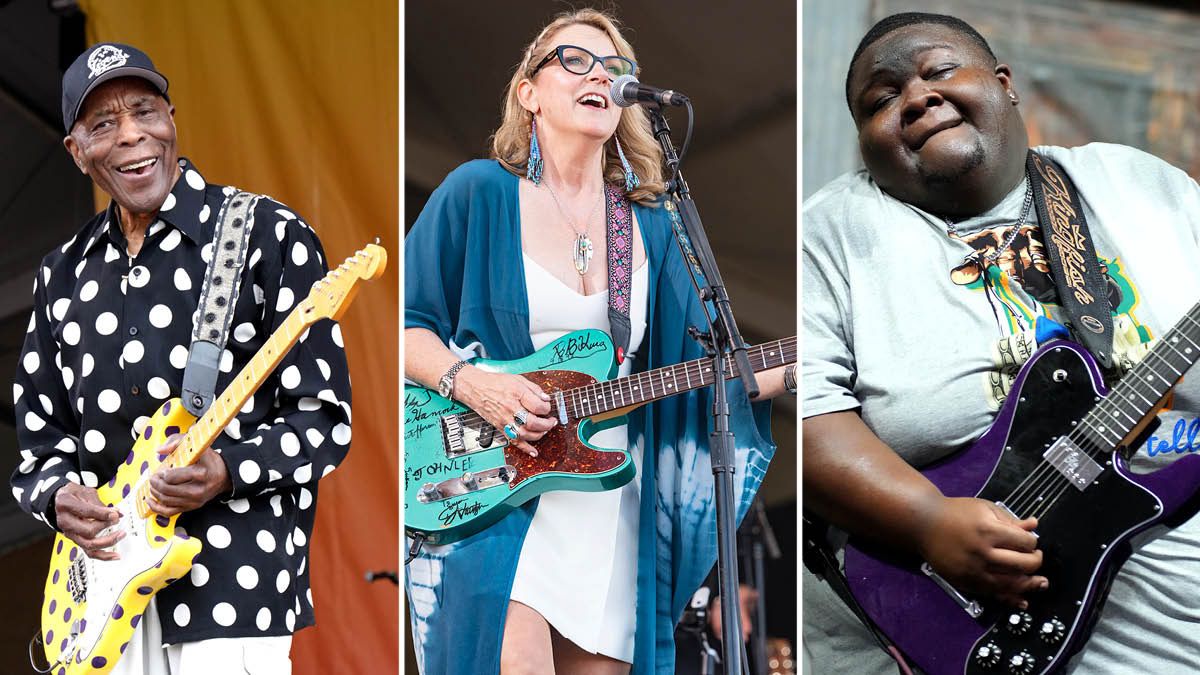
[844,306,1200,675]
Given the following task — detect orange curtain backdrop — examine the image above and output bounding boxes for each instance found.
[78,1,399,673]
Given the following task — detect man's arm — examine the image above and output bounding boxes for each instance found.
[12,262,124,558]
[804,411,1047,607]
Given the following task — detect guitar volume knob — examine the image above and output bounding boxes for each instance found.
[419,482,442,502]
[1008,650,1036,674]
[974,642,1002,668]
[1039,617,1066,644]
[1006,610,1033,635]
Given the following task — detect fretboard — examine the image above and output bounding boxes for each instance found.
[136,300,318,507]
[564,336,796,420]
[1076,302,1200,450]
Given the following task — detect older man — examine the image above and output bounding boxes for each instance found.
[12,43,351,673]
[804,12,1200,674]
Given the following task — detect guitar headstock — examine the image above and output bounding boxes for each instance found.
[302,242,388,322]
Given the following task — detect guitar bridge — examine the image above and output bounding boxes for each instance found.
[414,465,517,503]
[65,558,88,604]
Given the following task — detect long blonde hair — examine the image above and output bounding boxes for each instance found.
[490,8,665,205]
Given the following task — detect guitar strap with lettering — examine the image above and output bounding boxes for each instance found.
[1026,150,1114,368]
[605,182,634,365]
[181,190,260,416]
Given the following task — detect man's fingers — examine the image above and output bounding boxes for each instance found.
[989,521,1039,553]
[59,497,118,523]
[986,547,1044,575]
[147,498,183,517]
[155,433,184,456]
[155,465,204,487]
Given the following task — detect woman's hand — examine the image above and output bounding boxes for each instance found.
[917,496,1047,608]
[454,366,556,456]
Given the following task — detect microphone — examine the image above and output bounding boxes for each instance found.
[610,74,689,108]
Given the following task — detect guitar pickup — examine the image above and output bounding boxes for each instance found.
[1044,436,1104,490]
[442,414,504,458]
[413,465,517,503]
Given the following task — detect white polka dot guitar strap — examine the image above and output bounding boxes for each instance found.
[182,190,259,415]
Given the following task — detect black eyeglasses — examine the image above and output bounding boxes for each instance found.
[531,45,636,79]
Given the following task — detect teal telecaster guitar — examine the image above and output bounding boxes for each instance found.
[404,329,796,545]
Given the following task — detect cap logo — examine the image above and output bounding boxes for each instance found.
[86,45,130,79]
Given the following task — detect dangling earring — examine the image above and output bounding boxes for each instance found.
[526,116,544,185]
[615,135,640,192]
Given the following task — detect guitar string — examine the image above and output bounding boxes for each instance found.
[1022,328,1196,521]
[449,341,797,434]
[1008,337,1184,519]
[1004,314,1198,517]
[999,310,1200,521]
[445,338,795,433]
[994,334,1173,517]
[1023,327,1196,519]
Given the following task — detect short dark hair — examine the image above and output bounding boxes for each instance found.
[844,12,998,111]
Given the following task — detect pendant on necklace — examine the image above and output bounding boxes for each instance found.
[572,232,594,275]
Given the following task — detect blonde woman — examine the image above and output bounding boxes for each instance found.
[405,9,782,674]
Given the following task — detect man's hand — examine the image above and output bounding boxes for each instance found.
[918,496,1047,608]
[147,436,233,516]
[54,482,122,560]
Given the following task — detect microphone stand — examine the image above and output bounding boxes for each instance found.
[648,101,758,675]
[740,495,782,674]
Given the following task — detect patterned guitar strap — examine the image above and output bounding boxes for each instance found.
[1026,150,1115,368]
[181,190,261,416]
[605,182,634,365]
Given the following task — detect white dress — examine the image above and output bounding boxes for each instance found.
[508,253,649,662]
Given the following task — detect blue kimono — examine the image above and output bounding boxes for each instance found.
[404,160,774,674]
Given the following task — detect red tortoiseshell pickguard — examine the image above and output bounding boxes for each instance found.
[503,370,627,487]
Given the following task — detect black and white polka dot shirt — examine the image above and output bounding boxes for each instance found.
[11,158,352,643]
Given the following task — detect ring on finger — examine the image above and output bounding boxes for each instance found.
[513,409,529,426]
[503,423,519,441]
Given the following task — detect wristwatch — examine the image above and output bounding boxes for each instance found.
[438,360,469,399]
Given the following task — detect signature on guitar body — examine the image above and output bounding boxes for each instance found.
[404,330,796,545]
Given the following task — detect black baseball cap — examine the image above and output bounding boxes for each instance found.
[61,43,170,133]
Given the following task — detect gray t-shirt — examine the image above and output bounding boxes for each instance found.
[803,143,1200,673]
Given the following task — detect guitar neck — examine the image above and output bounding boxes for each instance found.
[1078,302,1200,450]
[564,336,796,419]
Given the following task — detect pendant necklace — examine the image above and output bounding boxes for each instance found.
[543,179,604,275]
[944,179,1034,266]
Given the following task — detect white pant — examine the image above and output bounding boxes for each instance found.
[111,599,292,675]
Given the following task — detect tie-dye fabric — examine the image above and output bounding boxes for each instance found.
[404,160,774,674]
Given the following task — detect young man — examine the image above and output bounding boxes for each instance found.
[804,12,1200,673]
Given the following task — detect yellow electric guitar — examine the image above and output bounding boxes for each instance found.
[33,243,386,675]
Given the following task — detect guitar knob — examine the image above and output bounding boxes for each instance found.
[1005,610,1033,635]
[974,642,1002,668]
[1039,617,1066,644]
[1007,651,1036,674]
[461,472,478,489]
[419,482,442,501]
